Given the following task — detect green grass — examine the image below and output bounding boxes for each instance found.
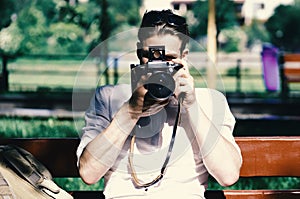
[7,56,270,93]
[0,116,82,138]
[54,178,104,191]
[208,176,300,190]
[6,56,300,94]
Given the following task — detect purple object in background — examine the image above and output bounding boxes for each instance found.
[261,43,280,91]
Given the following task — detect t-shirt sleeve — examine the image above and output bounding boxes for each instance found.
[195,88,241,159]
[76,86,112,162]
[76,84,131,163]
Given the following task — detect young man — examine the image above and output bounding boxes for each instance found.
[77,10,242,198]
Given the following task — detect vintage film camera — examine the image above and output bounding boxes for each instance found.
[130,46,183,101]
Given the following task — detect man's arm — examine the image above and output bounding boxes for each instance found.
[172,58,242,187]
[185,90,242,187]
[78,84,168,185]
[79,103,138,184]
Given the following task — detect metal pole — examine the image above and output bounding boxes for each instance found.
[113,58,119,85]
[207,0,217,89]
[236,59,241,93]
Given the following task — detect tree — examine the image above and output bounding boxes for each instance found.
[16,4,50,54]
[1,0,142,55]
[48,22,86,54]
[87,0,141,84]
[0,0,30,30]
[265,4,300,52]
[244,19,270,49]
[191,0,238,44]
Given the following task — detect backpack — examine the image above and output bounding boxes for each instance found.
[0,145,73,199]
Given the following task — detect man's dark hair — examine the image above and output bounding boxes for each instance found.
[137,10,190,53]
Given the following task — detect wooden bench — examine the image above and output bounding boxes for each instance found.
[0,137,299,199]
[279,53,300,97]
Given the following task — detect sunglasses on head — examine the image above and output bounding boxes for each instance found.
[141,10,186,28]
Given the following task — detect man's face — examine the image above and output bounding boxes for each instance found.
[140,35,183,64]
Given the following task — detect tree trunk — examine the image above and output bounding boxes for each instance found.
[1,55,9,92]
[99,0,110,85]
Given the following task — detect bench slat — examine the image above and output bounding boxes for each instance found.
[70,190,300,199]
[221,190,300,199]
[284,54,300,62]
[0,137,299,177]
[280,53,300,96]
[237,136,300,177]
[284,68,300,75]
[0,137,299,199]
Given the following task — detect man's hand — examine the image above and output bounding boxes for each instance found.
[172,59,196,108]
[129,76,169,119]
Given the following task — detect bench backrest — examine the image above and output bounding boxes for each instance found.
[282,54,300,81]
[0,137,299,178]
[0,137,299,199]
[279,53,300,96]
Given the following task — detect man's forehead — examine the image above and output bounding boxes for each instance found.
[142,35,182,53]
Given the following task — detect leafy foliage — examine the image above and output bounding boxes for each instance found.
[48,22,86,54]
[0,22,23,55]
[0,0,141,55]
[191,0,239,52]
[244,19,270,49]
[265,4,300,52]
[16,4,49,54]
[191,0,238,39]
[0,0,30,30]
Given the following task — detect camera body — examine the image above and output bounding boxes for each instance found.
[131,46,183,101]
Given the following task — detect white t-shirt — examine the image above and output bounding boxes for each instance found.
[77,84,240,199]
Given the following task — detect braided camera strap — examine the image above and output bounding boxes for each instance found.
[128,100,181,189]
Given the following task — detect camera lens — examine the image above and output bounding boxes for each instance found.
[144,72,175,100]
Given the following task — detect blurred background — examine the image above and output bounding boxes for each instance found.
[0,0,299,191]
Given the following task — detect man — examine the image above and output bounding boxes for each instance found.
[77,10,242,198]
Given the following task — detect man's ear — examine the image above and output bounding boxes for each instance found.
[181,48,189,58]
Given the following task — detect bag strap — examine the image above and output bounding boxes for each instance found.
[0,145,71,197]
[13,145,53,180]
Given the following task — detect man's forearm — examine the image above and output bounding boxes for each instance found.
[79,103,138,184]
[185,100,242,187]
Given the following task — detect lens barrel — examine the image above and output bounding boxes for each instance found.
[144,72,175,100]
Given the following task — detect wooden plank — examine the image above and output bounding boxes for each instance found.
[284,54,300,62]
[236,137,300,177]
[0,137,300,178]
[284,68,300,76]
[0,138,300,198]
[284,68,300,82]
[222,190,300,199]
[70,190,300,199]
[282,53,300,84]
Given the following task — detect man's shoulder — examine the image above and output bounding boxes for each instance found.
[96,84,131,95]
[97,84,131,92]
[195,88,226,99]
[95,84,131,101]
